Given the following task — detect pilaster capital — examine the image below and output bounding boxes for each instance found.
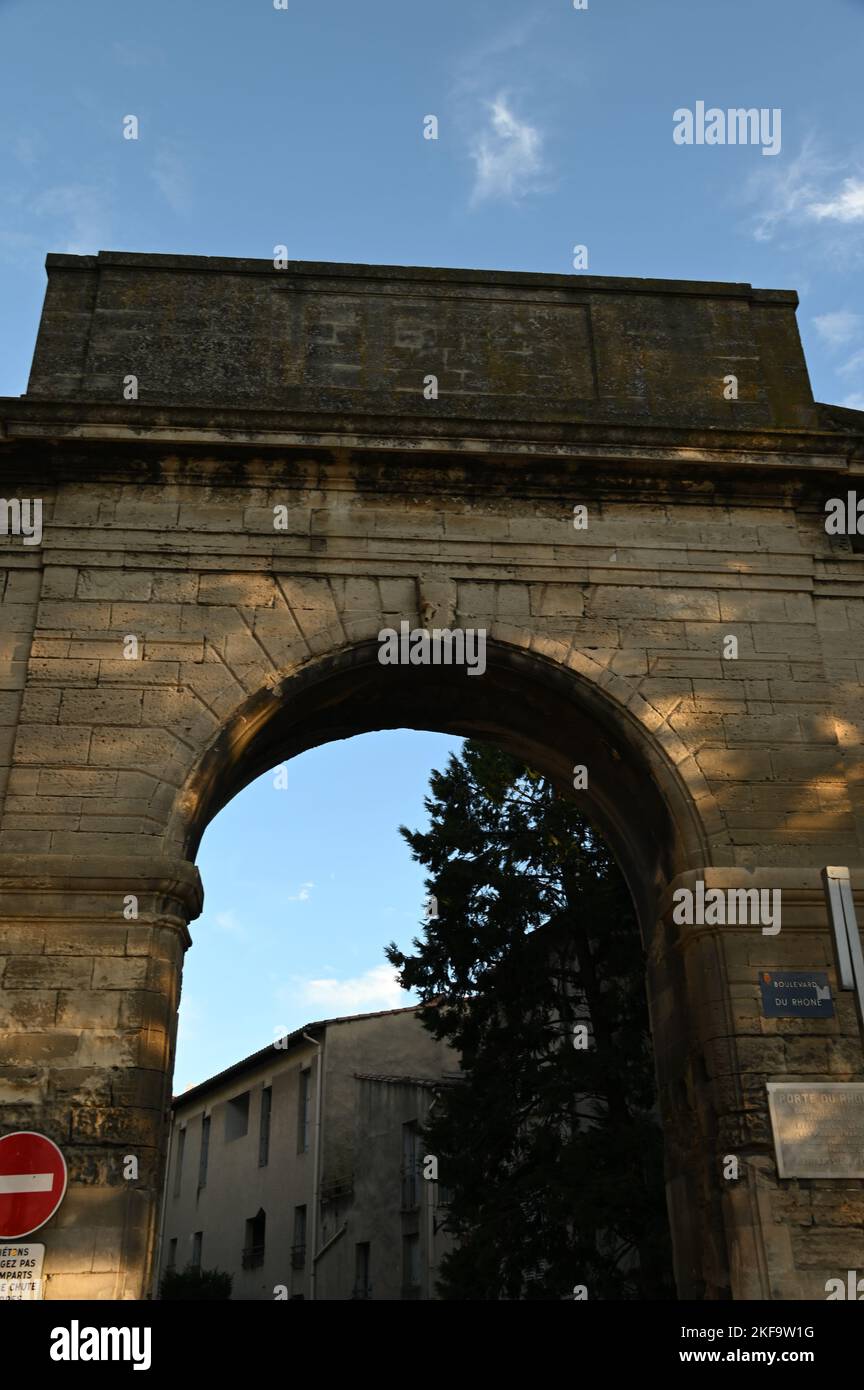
[0,853,203,938]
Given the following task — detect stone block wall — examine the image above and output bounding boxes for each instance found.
[2,255,864,1299]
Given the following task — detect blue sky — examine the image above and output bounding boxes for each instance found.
[179,731,461,1093]
[2,0,863,1086]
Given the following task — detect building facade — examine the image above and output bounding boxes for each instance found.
[156,1006,457,1300]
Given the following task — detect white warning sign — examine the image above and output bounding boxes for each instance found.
[0,1242,44,1300]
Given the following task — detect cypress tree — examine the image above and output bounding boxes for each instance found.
[386,739,676,1300]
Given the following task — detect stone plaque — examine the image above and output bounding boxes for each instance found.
[767,1083,864,1178]
[759,970,833,1018]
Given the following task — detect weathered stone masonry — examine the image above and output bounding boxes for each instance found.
[2,251,864,1298]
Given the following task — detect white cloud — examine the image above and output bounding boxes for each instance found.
[290,963,406,1016]
[839,348,864,377]
[469,94,545,205]
[287,880,314,902]
[747,140,864,246]
[813,310,863,348]
[841,392,864,411]
[808,177,864,223]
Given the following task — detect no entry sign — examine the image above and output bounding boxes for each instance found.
[0,1132,67,1239]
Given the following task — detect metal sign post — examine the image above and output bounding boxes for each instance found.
[822,866,864,1042]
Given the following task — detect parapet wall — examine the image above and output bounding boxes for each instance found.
[26,252,817,429]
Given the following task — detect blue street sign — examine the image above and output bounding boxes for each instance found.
[759,971,834,1019]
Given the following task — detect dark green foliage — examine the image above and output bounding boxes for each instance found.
[159,1264,233,1300]
[386,740,676,1301]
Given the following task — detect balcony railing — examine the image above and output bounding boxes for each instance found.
[320,1175,354,1203]
[241,1244,265,1270]
[351,1281,373,1300]
[291,1243,306,1270]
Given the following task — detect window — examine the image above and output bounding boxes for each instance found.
[401,1121,419,1209]
[259,1086,272,1167]
[242,1208,266,1269]
[297,1068,311,1153]
[198,1115,210,1190]
[167,1238,177,1269]
[291,1205,307,1269]
[225,1091,250,1142]
[402,1234,420,1298]
[191,1231,202,1270]
[437,1181,454,1209]
[353,1242,371,1300]
[173,1128,186,1198]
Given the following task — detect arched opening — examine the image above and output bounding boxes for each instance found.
[156,637,726,1299]
[170,638,714,947]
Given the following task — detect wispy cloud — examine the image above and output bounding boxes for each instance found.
[448,17,563,210]
[450,15,540,103]
[151,144,192,214]
[747,138,864,252]
[112,38,163,68]
[212,909,244,934]
[31,183,110,254]
[0,228,40,265]
[11,133,39,167]
[287,880,314,902]
[810,311,864,414]
[748,138,827,242]
[469,93,546,205]
[809,177,864,223]
[283,963,406,1016]
[813,310,863,348]
[176,996,204,1051]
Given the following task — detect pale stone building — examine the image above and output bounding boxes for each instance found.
[155,1005,458,1300]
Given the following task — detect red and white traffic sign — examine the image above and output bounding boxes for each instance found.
[0,1132,67,1239]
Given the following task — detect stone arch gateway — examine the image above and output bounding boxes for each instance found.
[2,252,864,1301]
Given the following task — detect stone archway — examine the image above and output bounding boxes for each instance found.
[2,251,864,1300]
[171,635,718,919]
[171,633,735,1287]
[1,631,725,1300]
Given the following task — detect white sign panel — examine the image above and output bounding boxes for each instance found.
[0,1242,45,1300]
[767,1083,864,1178]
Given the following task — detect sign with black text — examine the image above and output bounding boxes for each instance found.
[0,1242,44,1300]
